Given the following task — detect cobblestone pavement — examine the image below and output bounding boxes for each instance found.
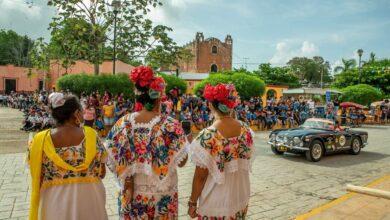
[1,107,389,220]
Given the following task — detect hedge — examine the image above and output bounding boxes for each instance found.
[193,73,266,100]
[158,73,187,95]
[56,73,134,98]
[340,84,383,106]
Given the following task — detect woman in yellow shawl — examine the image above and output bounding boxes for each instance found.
[27,93,108,220]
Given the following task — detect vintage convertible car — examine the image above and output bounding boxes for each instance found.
[268,118,368,162]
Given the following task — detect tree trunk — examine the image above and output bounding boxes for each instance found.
[94,63,99,75]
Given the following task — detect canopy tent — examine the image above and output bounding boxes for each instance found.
[282,88,342,95]
[340,102,364,109]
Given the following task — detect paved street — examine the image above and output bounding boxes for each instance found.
[0,107,389,220]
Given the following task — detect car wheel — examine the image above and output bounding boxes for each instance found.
[349,137,361,155]
[271,146,284,155]
[305,140,323,162]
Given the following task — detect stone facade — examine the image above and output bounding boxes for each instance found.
[178,32,233,73]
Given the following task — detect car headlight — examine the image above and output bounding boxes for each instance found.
[293,137,301,145]
[270,133,276,140]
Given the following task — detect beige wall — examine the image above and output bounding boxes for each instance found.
[0,60,134,93]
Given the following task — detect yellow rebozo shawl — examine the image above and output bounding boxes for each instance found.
[28,126,97,220]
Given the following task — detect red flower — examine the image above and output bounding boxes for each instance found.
[149,77,166,92]
[203,84,216,101]
[134,102,143,112]
[130,66,154,87]
[214,84,229,102]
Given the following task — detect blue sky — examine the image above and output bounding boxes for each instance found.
[1,0,389,70]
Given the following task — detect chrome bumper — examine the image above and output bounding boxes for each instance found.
[267,141,309,151]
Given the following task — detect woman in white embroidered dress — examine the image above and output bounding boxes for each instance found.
[27,93,108,220]
[188,84,255,219]
[105,66,189,219]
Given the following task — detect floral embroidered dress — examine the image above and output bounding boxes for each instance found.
[189,122,255,219]
[27,128,108,220]
[105,113,188,219]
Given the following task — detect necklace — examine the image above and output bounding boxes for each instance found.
[215,116,232,120]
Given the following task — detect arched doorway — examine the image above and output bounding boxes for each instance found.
[210,64,218,73]
[266,89,277,100]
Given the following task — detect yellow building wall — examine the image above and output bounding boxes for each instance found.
[262,85,288,104]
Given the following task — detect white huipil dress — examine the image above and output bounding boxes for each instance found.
[104,114,188,219]
[27,138,108,220]
[189,124,255,218]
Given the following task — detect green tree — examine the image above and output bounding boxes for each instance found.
[287,56,332,84]
[368,52,376,64]
[47,0,176,75]
[158,73,187,94]
[333,59,390,95]
[334,58,357,73]
[193,73,265,100]
[145,46,194,71]
[254,63,301,88]
[0,29,34,67]
[29,38,52,90]
[340,84,383,106]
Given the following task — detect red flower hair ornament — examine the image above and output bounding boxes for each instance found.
[203,83,238,113]
[129,66,166,99]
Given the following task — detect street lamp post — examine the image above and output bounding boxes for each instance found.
[112,0,121,75]
[357,49,363,83]
[320,67,323,89]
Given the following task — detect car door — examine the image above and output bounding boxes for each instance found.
[334,130,352,150]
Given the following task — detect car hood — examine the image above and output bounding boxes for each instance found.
[275,128,328,137]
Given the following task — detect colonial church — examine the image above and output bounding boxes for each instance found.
[177,32,233,73]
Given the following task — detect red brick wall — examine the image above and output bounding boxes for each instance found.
[177,33,233,73]
[195,38,232,73]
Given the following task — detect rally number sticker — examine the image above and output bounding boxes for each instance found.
[339,135,346,146]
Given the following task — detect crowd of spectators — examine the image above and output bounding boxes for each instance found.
[1,90,389,134]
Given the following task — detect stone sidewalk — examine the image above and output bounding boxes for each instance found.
[296,175,390,220]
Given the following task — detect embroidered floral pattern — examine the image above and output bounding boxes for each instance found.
[27,137,107,187]
[120,192,178,219]
[105,113,187,218]
[105,114,186,180]
[195,122,253,172]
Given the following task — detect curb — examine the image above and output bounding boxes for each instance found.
[295,175,390,220]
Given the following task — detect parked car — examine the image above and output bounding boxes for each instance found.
[268,118,368,162]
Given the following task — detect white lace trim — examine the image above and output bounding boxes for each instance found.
[117,142,189,191]
[129,113,161,129]
[198,197,249,217]
[189,139,253,185]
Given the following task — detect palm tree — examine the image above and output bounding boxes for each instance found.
[369,52,376,63]
[334,58,357,73]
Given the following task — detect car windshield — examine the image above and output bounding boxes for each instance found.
[301,120,334,130]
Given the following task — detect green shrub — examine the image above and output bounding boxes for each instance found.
[340,84,383,106]
[158,73,187,95]
[193,73,266,100]
[57,73,134,98]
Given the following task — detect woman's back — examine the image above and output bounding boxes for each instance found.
[190,121,254,217]
[212,118,242,139]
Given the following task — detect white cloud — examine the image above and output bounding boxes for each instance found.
[0,0,41,19]
[269,40,319,65]
[330,34,344,43]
